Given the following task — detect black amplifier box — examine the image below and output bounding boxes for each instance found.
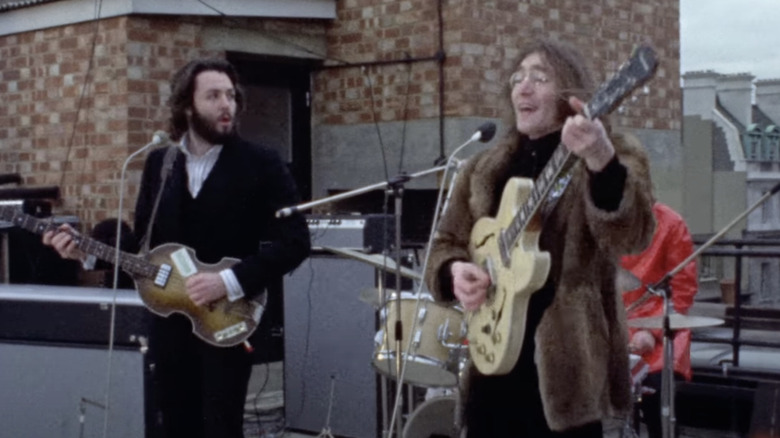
[306,214,394,254]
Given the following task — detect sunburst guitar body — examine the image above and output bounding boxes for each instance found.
[0,206,266,348]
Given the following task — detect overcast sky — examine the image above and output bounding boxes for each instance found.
[680,0,780,80]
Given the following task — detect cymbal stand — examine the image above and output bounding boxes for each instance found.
[388,173,408,438]
[644,278,675,438]
[316,376,336,438]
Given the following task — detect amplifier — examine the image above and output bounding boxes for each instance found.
[307,214,394,254]
[0,284,149,348]
[0,285,154,438]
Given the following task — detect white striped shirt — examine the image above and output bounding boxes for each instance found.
[177,140,222,198]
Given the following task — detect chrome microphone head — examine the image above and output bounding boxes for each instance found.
[151,130,170,145]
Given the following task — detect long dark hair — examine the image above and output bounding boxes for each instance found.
[499,38,599,142]
[167,58,245,141]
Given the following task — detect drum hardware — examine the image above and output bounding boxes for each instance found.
[627,183,780,438]
[627,314,724,330]
[277,124,495,438]
[316,376,336,438]
[322,246,422,281]
[640,183,780,438]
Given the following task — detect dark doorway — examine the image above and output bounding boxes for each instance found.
[228,53,316,201]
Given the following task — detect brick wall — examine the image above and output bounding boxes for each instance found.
[315,0,680,130]
[0,17,230,228]
[0,0,680,231]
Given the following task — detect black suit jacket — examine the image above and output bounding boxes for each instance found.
[134,136,310,299]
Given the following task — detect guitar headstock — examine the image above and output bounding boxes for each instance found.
[584,44,658,120]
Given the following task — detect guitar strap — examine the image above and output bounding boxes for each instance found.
[138,145,179,255]
[541,171,573,220]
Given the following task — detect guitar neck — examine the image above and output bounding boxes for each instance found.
[501,45,659,253]
[0,206,156,279]
[503,144,576,248]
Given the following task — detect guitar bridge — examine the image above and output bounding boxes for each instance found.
[154,264,172,287]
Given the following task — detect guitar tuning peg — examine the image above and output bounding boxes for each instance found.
[643,85,650,95]
[631,95,639,103]
[618,106,626,114]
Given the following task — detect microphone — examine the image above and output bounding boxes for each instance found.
[149,130,170,147]
[276,205,295,218]
[469,122,497,143]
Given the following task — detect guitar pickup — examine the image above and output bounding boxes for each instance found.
[154,264,172,287]
[215,321,248,342]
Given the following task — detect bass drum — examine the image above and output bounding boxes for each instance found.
[403,395,460,438]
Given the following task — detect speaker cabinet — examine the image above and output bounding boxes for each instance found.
[0,285,160,438]
[0,343,148,438]
[284,255,379,438]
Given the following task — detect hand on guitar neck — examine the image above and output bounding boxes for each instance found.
[561,96,615,172]
[451,260,491,311]
[43,223,89,263]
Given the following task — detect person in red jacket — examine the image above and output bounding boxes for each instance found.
[621,201,698,438]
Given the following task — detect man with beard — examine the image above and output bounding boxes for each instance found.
[43,58,311,437]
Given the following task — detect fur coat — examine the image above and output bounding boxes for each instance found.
[424,131,655,431]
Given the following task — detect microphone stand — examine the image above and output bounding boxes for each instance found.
[100,131,169,438]
[639,181,780,438]
[387,172,408,438]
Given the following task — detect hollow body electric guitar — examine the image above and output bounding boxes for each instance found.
[0,206,266,347]
[467,45,658,375]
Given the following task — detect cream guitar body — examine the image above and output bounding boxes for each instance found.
[468,177,550,375]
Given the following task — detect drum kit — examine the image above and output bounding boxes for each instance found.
[620,313,724,438]
[327,245,730,438]
[322,246,466,438]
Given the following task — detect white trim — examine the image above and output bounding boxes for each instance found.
[0,0,335,37]
[712,106,747,172]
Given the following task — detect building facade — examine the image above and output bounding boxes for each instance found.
[0,0,681,232]
[683,71,780,304]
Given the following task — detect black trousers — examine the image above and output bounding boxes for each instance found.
[148,314,253,438]
[462,287,603,437]
[464,363,603,438]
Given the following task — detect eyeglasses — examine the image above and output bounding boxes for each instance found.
[509,70,552,87]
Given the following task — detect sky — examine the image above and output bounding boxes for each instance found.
[680,0,780,80]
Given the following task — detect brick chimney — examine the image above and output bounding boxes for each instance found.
[716,73,755,128]
[755,79,780,125]
[682,71,722,119]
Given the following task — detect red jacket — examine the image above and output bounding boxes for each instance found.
[621,202,698,380]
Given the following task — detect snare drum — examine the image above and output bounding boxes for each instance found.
[374,293,467,387]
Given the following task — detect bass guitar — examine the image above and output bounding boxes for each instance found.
[0,206,265,348]
[467,45,658,375]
